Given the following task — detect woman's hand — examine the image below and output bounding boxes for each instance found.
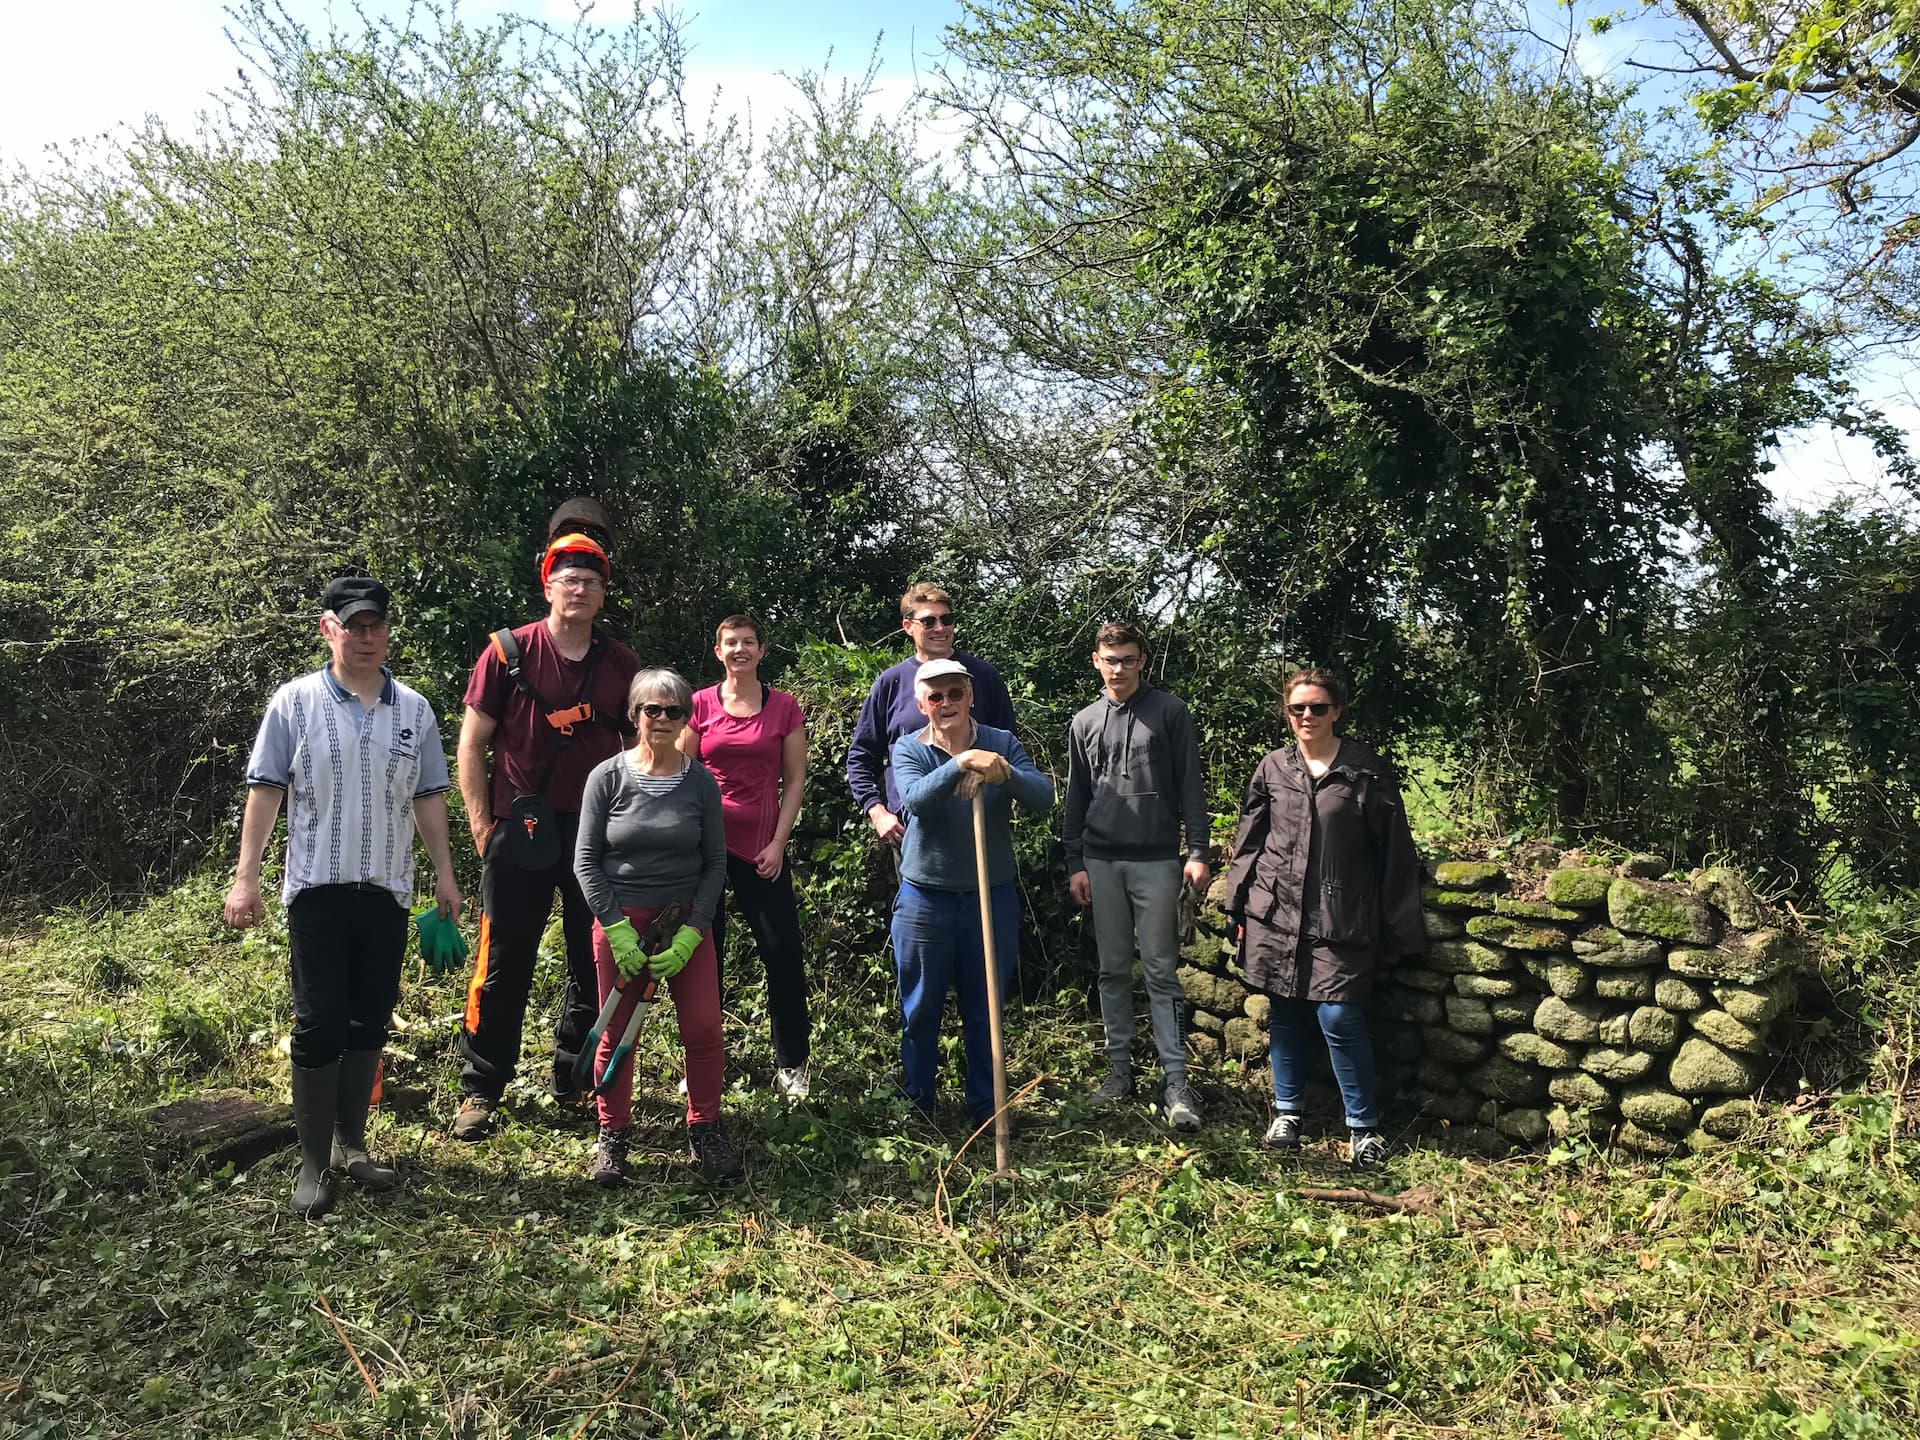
[752,838,785,880]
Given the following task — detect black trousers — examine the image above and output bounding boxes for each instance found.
[287,884,408,1069]
[458,813,599,1100]
[711,853,811,1070]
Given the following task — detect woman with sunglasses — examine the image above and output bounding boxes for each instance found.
[1223,668,1424,1170]
[575,668,739,1181]
[678,614,812,1102]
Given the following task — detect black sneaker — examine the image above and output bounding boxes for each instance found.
[1263,1113,1302,1151]
[1163,1082,1202,1133]
[687,1121,742,1178]
[1350,1130,1388,1170]
[451,1094,495,1142]
[1089,1065,1135,1107]
[590,1126,631,1186]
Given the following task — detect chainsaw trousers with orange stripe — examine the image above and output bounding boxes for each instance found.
[458,813,600,1101]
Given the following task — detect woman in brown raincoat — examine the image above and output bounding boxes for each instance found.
[1224,668,1424,1169]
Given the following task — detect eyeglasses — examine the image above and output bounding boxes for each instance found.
[337,617,389,636]
[636,703,687,721]
[910,613,954,629]
[551,574,605,592]
[923,686,970,704]
[1096,654,1142,669]
[1286,702,1334,717]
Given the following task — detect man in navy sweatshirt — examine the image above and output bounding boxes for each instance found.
[846,583,1016,846]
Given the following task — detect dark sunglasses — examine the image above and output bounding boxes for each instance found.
[1286,702,1334,717]
[911,613,955,629]
[924,685,970,704]
[636,703,687,721]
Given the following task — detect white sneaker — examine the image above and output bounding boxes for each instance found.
[677,1076,688,1097]
[774,1064,811,1102]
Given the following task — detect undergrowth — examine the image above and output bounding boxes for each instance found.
[2,880,1917,1439]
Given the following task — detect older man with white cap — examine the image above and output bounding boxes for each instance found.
[888,657,1054,1127]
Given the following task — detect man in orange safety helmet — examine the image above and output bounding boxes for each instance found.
[450,498,642,1140]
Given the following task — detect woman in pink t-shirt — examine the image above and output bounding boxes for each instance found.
[678,614,812,1099]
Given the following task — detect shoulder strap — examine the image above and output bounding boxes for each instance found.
[490,628,545,708]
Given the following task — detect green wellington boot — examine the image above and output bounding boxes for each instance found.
[289,1061,340,1219]
[331,1049,397,1190]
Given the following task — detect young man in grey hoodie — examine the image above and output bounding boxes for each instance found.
[1062,621,1212,1130]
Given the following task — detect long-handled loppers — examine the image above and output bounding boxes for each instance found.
[573,900,687,1097]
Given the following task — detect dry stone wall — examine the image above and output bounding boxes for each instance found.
[1182,853,1804,1155]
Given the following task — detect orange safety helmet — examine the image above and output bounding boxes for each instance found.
[540,531,611,586]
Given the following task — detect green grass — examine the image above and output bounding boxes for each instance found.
[3,878,1917,1439]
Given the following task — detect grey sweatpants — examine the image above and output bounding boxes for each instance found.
[1087,856,1186,1082]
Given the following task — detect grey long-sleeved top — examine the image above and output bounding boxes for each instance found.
[1062,684,1209,872]
[573,753,727,931]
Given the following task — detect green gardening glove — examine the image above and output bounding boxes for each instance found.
[649,924,703,980]
[604,918,646,979]
[414,905,468,975]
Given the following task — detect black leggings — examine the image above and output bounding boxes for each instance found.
[711,853,811,1070]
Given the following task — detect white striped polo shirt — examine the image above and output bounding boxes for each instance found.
[245,666,452,905]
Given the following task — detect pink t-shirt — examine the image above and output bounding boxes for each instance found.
[687,684,804,861]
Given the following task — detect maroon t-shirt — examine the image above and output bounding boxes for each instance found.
[463,622,641,816]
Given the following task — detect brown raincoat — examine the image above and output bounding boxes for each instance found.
[1224,739,1425,1002]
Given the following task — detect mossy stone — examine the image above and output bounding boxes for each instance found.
[1597,1012,1632,1047]
[1544,868,1612,908]
[1668,1036,1762,1095]
[1433,860,1503,890]
[1453,973,1524,997]
[1607,877,1718,944]
[1582,1046,1657,1082]
[1422,887,1497,912]
[1572,925,1627,951]
[1424,909,1464,940]
[1581,938,1666,969]
[1499,1032,1581,1069]
[1495,1107,1550,1144]
[1187,1030,1223,1062]
[1593,969,1654,1002]
[1621,853,1667,879]
[1712,975,1793,1026]
[1548,1070,1614,1109]
[1491,995,1541,1027]
[1444,994,1494,1036]
[1667,929,1797,985]
[1616,1121,1684,1156]
[1546,1103,1615,1140]
[1178,965,1244,1015]
[1464,1054,1549,1102]
[1423,1027,1489,1064]
[1383,987,1445,1026]
[1427,940,1513,975]
[1242,993,1271,1026]
[1689,866,1772,930]
[1698,1098,1757,1139]
[1494,896,1586,923]
[1466,914,1572,952]
[1654,973,1710,1012]
[1180,930,1233,970]
[1628,1006,1682,1052]
[1394,966,1453,994]
[1190,1008,1225,1036]
[1534,995,1614,1044]
[1222,1016,1265,1059]
[1420,1088,1480,1122]
[1689,1008,1768,1056]
[1417,1056,1465,1092]
[1620,1085,1694,1135]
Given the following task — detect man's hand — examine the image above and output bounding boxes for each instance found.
[753,838,786,880]
[434,870,463,921]
[955,749,1012,785]
[955,771,984,801]
[867,804,906,846]
[1068,870,1092,906]
[1182,859,1211,894]
[469,815,493,857]
[223,875,265,929]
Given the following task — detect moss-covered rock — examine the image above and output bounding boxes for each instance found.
[1423,1026,1489,1064]
[1534,995,1614,1044]
[1544,868,1613,908]
[1180,930,1235,970]
[1464,1054,1549,1102]
[1190,1008,1225,1036]
[1572,925,1626,951]
[1689,1008,1768,1055]
[1546,1103,1615,1140]
[1593,969,1654,1002]
[1422,887,1497,912]
[1186,1030,1222,1062]
[1178,965,1244,1015]
[1443,994,1494,1036]
[1698,1098,1757,1138]
[1433,860,1503,890]
[1597,1011,1632,1047]
[1417,1056,1465,1092]
[1668,1036,1762,1095]
[1581,938,1667,969]
[1494,896,1587,923]
[1711,975,1793,1026]
[1582,1046,1658,1082]
[1242,993,1271,1026]
[1666,929,1797,984]
[1423,908,1464,940]
[1393,966,1453,993]
[1495,1107,1550,1144]
[1382,987,1445,1026]
[1628,1006,1683,1052]
[1616,1120,1684,1156]
[1426,940,1513,975]
[1419,1087,1480,1122]
[1520,955,1589,998]
[1654,973,1710,1012]
[1548,1070,1614,1109]
[1689,866,1773,930]
[1490,994,1542,1027]
[1620,1085,1694,1135]
[1453,972,1524,997]
[1621,853,1667,879]
[1466,914,1573,952]
[1607,877,1717,944]
[1222,1016,1265,1060]
[1499,1032,1581,1069]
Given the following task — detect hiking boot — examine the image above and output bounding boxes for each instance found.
[1263,1113,1303,1151]
[590,1126,632,1186]
[451,1094,495,1142]
[290,1061,340,1220]
[774,1063,811,1103]
[1350,1130,1388,1171]
[331,1049,396,1190]
[1089,1063,1134,1107]
[1163,1081,1203,1134]
[688,1121,742,1178]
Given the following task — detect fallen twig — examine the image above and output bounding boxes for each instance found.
[313,1291,379,1401]
[1295,1185,1443,1217]
[569,1349,647,1440]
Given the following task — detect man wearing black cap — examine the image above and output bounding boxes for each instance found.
[451,499,641,1139]
[224,576,462,1218]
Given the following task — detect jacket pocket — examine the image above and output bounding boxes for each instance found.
[1311,879,1378,947]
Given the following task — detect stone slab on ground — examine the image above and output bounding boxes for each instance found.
[150,1089,294,1171]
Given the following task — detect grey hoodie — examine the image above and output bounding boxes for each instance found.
[1062,684,1209,871]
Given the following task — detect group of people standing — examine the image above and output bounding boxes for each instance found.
[223,497,1425,1219]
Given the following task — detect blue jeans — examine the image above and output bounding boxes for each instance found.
[1268,998,1379,1130]
[892,879,1017,1121]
